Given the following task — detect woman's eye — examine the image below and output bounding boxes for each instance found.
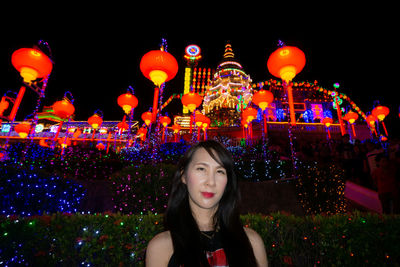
[217,170,226,175]
[196,167,205,171]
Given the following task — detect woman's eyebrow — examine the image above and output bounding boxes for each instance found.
[194,162,225,168]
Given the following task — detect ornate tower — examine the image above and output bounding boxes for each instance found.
[202,42,253,126]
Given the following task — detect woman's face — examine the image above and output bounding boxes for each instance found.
[182,148,228,213]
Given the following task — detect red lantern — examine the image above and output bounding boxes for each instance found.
[171,124,181,134]
[137,127,148,141]
[117,93,138,115]
[252,89,274,111]
[194,111,207,127]
[96,142,105,150]
[181,92,203,112]
[0,97,9,116]
[371,105,389,121]
[140,50,178,86]
[322,117,333,127]
[141,111,153,126]
[242,107,258,123]
[15,122,31,138]
[160,116,171,127]
[366,114,376,127]
[88,114,103,129]
[52,99,75,119]
[267,46,306,83]
[58,137,71,148]
[117,121,129,131]
[11,48,53,83]
[343,111,359,124]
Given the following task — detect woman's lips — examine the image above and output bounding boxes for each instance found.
[201,192,215,198]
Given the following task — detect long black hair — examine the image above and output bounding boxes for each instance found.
[164,140,257,267]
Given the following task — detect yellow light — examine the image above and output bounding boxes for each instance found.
[18,132,28,138]
[259,102,268,111]
[187,104,197,112]
[92,123,99,129]
[149,70,168,86]
[144,119,151,126]
[279,49,290,56]
[349,119,355,124]
[20,67,38,83]
[325,123,331,127]
[279,65,296,82]
[122,105,132,114]
[377,114,385,121]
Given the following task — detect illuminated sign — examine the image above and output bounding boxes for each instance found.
[185,45,201,57]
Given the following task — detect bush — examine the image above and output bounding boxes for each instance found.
[1,212,399,266]
[110,164,175,215]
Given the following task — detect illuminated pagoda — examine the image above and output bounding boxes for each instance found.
[202,42,253,126]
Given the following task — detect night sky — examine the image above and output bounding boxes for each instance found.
[1,5,398,135]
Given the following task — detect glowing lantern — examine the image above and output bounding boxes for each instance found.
[52,99,75,119]
[73,128,82,138]
[58,137,71,148]
[160,116,171,127]
[141,111,153,126]
[194,111,207,127]
[117,93,138,115]
[181,92,203,112]
[137,127,147,141]
[322,117,333,139]
[0,97,9,116]
[366,114,376,128]
[343,111,359,138]
[117,121,129,131]
[267,45,305,126]
[171,124,181,134]
[96,142,105,150]
[372,105,390,136]
[322,117,333,127]
[343,111,359,124]
[372,105,389,121]
[267,46,306,83]
[15,122,31,138]
[140,49,179,87]
[11,48,53,83]
[88,114,103,129]
[242,107,258,123]
[252,89,274,111]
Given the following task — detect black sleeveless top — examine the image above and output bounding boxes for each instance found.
[168,230,228,267]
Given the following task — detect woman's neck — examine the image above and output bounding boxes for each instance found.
[190,203,217,231]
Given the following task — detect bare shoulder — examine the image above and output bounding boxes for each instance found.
[244,227,269,267]
[146,231,174,267]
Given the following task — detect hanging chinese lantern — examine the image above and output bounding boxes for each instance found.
[371,105,389,121]
[181,92,203,112]
[137,127,148,142]
[15,121,31,138]
[171,124,181,142]
[252,89,274,135]
[160,116,171,127]
[343,111,359,137]
[117,92,138,115]
[52,99,75,119]
[88,114,103,129]
[322,117,333,127]
[267,44,305,125]
[140,49,179,87]
[267,45,306,83]
[58,137,71,148]
[117,121,129,131]
[252,89,274,111]
[140,47,178,123]
[366,114,377,137]
[0,97,9,116]
[141,111,153,126]
[343,111,359,124]
[242,107,258,123]
[96,142,105,151]
[372,105,390,136]
[322,117,333,139]
[11,48,53,83]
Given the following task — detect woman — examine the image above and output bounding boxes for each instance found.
[146,140,268,266]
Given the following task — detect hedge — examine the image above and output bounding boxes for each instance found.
[1,212,399,266]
